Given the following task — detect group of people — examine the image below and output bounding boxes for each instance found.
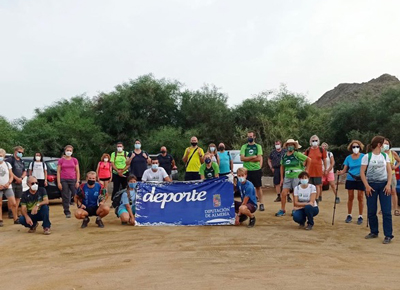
[0,132,397,243]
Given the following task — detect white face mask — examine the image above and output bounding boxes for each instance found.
[312,141,318,147]
[383,144,390,151]
[0,157,4,162]
[31,184,39,191]
[104,158,109,162]
[117,147,123,152]
[35,156,41,161]
[352,147,360,154]
[275,144,281,150]
[65,151,72,157]
[135,144,141,150]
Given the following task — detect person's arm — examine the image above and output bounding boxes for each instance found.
[393,151,400,170]
[360,164,372,196]
[21,165,27,180]
[74,190,86,209]
[109,164,113,182]
[304,157,311,172]
[241,196,249,206]
[328,155,335,173]
[229,157,233,173]
[280,164,284,186]
[111,153,120,170]
[337,165,349,175]
[240,154,259,162]
[182,148,190,163]
[268,157,273,172]
[214,163,219,178]
[96,162,100,181]
[199,149,205,164]
[57,164,62,190]
[385,159,392,195]
[75,161,80,188]
[199,165,205,180]
[44,167,48,187]
[171,158,177,170]
[28,162,33,177]
[162,168,171,182]
[21,205,33,226]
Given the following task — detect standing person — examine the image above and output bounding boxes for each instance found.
[28,152,48,188]
[110,142,129,199]
[116,175,137,225]
[217,143,233,176]
[276,139,310,217]
[96,153,112,192]
[6,146,26,219]
[0,149,18,226]
[234,167,257,228]
[321,142,339,204]
[292,171,319,230]
[182,136,205,181]
[383,138,400,216]
[206,143,220,165]
[199,153,220,180]
[304,135,327,202]
[240,131,264,211]
[57,145,80,218]
[127,139,151,181]
[337,140,365,225]
[142,159,171,182]
[360,136,393,244]
[157,146,177,179]
[268,140,286,202]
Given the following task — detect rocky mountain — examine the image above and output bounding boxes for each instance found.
[314,74,400,108]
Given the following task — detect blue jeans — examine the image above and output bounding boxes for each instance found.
[366,182,393,238]
[19,205,51,229]
[293,205,319,226]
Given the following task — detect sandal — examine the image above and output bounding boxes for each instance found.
[394,210,400,216]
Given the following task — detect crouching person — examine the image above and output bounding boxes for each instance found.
[115,175,137,225]
[19,177,51,235]
[292,171,319,230]
[234,167,257,228]
[75,171,110,228]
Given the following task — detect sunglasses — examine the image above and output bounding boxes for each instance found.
[312,140,318,142]
[352,146,360,148]
[18,151,23,153]
[30,182,38,185]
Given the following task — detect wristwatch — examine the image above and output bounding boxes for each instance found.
[36,204,40,208]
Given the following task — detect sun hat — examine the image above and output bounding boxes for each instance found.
[283,139,302,149]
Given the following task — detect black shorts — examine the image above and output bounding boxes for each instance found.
[235,201,257,213]
[185,172,201,181]
[273,167,281,186]
[345,180,365,191]
[12,183,23,199]
[247,169,262,188]
[85,206,99,217]
[309,177,322,186]
[100,178,111,182]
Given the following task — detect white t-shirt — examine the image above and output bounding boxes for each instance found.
[294,184,317,207]
[0,162,12,188]
[141,167,168,182]
[361,152,390,182]
[322,151,334,173]
[28,161,47,180]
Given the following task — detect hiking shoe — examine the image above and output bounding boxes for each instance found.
[357,217,363,225]
[365,233,378,239]
[247,216,256,228]
[299,223,305,228]
[43,228,51,235]
[14,219,20,225]
[275,209,286,217]
[287,196,292,203]
[66,214,71,218]
[259,204,265,211]
[318,196,322,202]
[81,217,90,228]
[239,215,248,223]
[335,197,340,204]
[274,195,281,202]
[0,220,3,227]
[8,211,13,219]
[96,217,105,228]
[383,237,392,244]
[345,215,352,223]
[121,221,128,225]
[305,224,313,230]
[28,223,39,233]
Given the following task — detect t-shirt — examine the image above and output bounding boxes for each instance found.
[184,147,205,172]
[0,162,12,188]
[322,151,334,174]
[306,147,327,177]
[58,157,79,180]
[78,183,104,208]
[6,156,25,179]
[217,151,231,174]
[29,161,47,180]
[361,152,390,183]
[142,167,169,181]
[343,154,365,181]
[157,154,174,175]
[119,189,136,214]
[21,187,47,211]
[110,151,128,174]
[269,149,287,168]
[237,180,257,205]
[128,151,148,178]
[98,161,111,179]
[199,162,220,179]
[240,143,263,171]
[294,184,317,207]
[281,152,308,179]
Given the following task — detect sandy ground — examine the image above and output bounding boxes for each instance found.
[1,184,400,290]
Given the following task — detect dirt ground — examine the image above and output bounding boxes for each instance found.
[1,185,400,290]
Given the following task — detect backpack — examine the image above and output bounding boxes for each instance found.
[113,151,127,162]
[112,189,129,215]
[305,147,323,156]
[367,152,387,166]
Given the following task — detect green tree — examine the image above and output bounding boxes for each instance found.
[0,116,19,153]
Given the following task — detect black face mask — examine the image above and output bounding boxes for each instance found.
[218,146,225,151]
[191,142,198,147]
[87,180,95,186]
[160,150,166,154]
[205,158,211,164]
[248,137,254,143]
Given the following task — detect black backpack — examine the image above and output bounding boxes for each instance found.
[305,147,323,156]
[112,189,127,215]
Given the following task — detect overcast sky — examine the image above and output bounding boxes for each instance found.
[1,0,399,121]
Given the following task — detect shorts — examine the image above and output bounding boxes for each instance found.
[185,172,201,181]
[37,179,46,188]
[117,205,136,217]
[309,177,322,186]
[391,175,397,189]
[12,183,23,199]
[220,172,231,176]
[85,206,99,217]
[273,167,281,186]
[0,188,14,198]
[235,201,257,213]
[247,169,262,188]
[345,180,365,191]
[100,178,111,182]
[322,173,335,182]
[283,178,299,190]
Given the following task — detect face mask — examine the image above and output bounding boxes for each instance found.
[87,180,95,186]
[383,144,390,151]
[218,146,224,151]
[191,142,198,147]
[312,141,318,147]
[238,177,246,183]
[205,158,211,164]
[128,183,137,189]
[65,151,72,157]
[117,147,123,152]
[17,152,23,158]
[151,164,158,170]
[135,144,141,149]
[209,147,216,152]
[248,137,254,143]
[160,150,166,154]
[35,156,41,161]
[275,145,281,150]
[0,157,3,162]
[104,158,109,162]
[352,148,360,154]
[300,179,309,185]
[287,146,295,152]
[31,184,39,191]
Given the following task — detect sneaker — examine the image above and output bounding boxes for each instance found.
[8,211,13,219]
[383,236,392,244]
[65,214,71,218]
[259,204,265,211]
[14,219,20,225]
[335,197,340,204]
[0,220,3,227]
[274,195,281,202]
[28,223,39,233]
[43,228,51,235]
[96,217,105,228]
[247,216,256,228]
[239,215,248,223]
[357,217,363,225]
[287,196,292,203]
[305,224,313,230]
[299,223,305,228]
[345,215,352,223]
[275,209,286,217]
[318,196,322,202]
[121,221,128,225]
[81,217,90,228]
[365,233,378,239]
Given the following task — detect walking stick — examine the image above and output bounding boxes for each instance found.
[332,165,342,225]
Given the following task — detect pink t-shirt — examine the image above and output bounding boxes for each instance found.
[58,157,79,180]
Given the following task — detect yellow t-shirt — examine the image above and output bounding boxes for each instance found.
[184,147,204,172]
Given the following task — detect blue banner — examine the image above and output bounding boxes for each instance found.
[136,177,235,226]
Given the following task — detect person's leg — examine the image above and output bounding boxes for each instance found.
[75,209,89,219]
[120,176,127,191]
[36,205,51,229]
[68,179,77,205]
[378,185,393,238]
[347,190,354,215]
[13,183,23,216]
[255,187,262,204]
[292,209,306,225]
[391,186,398,214]
[112,173,121,199]
[238,204,253,218]
[119,212,130,223]
[366,183,379,235]
[304,205,319,226]
[278,187,289,215]
[61,179,71,216]
[0,191,3,223]
[96,205,110,218]
[329,180,336,196]
[18,213,31,228]
[357,190,364,216]
[7,195,18,222]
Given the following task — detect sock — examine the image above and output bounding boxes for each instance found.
[348,214,352,217]
[359,215,363,218]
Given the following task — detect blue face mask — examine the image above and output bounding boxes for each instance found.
[17,152,23,158]
[238,177,246,183]
[0,157,4,162]
[128,183,137,189]
[135,144,141,149]
[300,179,309,185]
[152,164,158,170]
[209,147,216,152]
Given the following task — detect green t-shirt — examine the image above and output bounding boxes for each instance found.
[110,151,129,173]
[240,143,263,171]
[199,162,220,179]
[280,151,307,178]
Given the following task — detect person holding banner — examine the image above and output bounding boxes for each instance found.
[117,175,137,225]
[199,153,220,180]
[183,136,205,181]
[217,143,233,176]
[235,167,257,227]
[142,159,171,182]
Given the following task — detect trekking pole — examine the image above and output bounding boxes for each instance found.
[332,164,342,225]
